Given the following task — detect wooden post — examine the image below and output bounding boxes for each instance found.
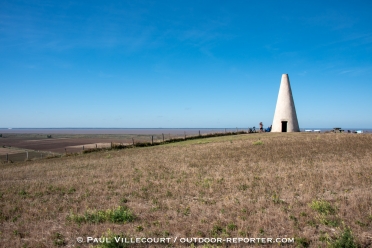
[199,130,201,136]
[26,151,28,160]
[236,127,238,133]
[162,133,164,142]
[6,153,8,161]
[132,138,134,145]
[96,144,97,149]
[65,148,66,154]
[169,134,171,140]
[184,131,186,140]
[111,142,112,148]
[151,136,153,145]
[83,145,84,150]
[41,153,43,158]
[225,128,226,133]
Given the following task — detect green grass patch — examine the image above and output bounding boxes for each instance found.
[309,200,336,215]
[67,206,135,224]
[253,140,263,145]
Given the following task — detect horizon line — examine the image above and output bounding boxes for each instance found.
[1,127,371,130]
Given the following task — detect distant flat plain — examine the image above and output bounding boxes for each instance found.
[0,129,236,160]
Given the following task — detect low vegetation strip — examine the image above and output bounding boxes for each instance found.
[0,133,371,247]
[80,131,250,153]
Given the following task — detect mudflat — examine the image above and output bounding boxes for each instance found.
[0,133,163,154]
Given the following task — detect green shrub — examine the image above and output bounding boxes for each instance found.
[83,148,104,154]
[295,237,310,247]
[210,225,223,236]
[319,216,340,227]
[96,230,129,248]
[328,228,358,248]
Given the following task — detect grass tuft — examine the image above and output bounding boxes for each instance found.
[52,232,65,247]
[252,140,264,145]
[295,237,310,247]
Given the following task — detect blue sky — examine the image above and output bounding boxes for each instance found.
[1,0,372,128]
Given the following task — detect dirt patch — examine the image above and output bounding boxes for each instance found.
[24,138,69,142]
[66,143,111,149]
[0,147,25,155]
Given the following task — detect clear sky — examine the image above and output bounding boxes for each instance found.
[1,0,372,128]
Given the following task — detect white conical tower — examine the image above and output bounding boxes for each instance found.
[271,74,300,132]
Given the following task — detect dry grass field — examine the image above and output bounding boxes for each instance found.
[0,133,371,247]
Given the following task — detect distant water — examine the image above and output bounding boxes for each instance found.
[0,128,238,135]
[0,128,370,135]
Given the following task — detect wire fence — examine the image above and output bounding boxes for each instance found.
[0,150,60,163]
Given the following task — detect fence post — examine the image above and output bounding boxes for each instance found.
[132,138,134,145]
[199,130,201,136]
[225,128,226,133]
[83,145,84,150]
[162,133,164,142]
[152,136,153,145]
[111,142,112,149]
[26,151,28,160]
[65,148,66,154]
[184,131,186,140]
[41,153,43,158]
[96,144,97,149]
[6,153,8,161]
